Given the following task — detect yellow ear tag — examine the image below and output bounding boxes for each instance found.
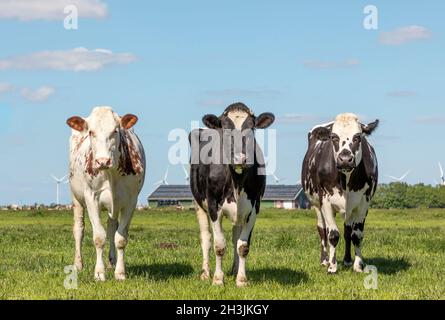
[235,165,243,174]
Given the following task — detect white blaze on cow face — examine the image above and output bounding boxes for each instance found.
[227,110,250,172]
[227,110,249,130]
[331,113,363,173]
[87,107,120,170]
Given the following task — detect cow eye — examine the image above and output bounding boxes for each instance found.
[222,119,231,127]
[353,135,362,143]
[89,131,95,137]
[330,134,339,142]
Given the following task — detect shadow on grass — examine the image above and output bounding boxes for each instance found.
[127,263,194,280]
[366,257,411,275]
[249,268,309,286]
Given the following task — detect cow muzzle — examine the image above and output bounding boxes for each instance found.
[232,153,249,174]
[337,150,355,173]
[95,157,112,170]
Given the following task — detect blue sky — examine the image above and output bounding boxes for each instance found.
[0,0,444,205]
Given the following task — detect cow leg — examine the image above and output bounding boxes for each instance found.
[230,225,242,275]
[114,203,136,281]
[343,223,353,267]
[85,198,106,281]
[196,205,211,280]
[72,198,84,271]
[322,203,339,274]
[207,197,225,285]
[236,208,257,287]
[107,216,119,268]
[210,214,226,286]
[315,207,328,267]
[351,207,368,273]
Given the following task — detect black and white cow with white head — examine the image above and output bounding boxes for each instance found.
[189,102,274,287]
[302,113,379,274]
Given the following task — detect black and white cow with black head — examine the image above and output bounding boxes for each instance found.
[302,113,379,274]
[189,102,275,287]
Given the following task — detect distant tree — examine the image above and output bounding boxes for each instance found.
[371,183,445,209]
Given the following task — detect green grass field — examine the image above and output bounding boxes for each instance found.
[0,208,444,300]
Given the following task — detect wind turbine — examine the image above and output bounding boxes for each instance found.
[153,166,170,187]
[182,164,190,183]
[272,173,286,185]
[439,162,445,186]
[386,170,411,183]
[51,174,68,205]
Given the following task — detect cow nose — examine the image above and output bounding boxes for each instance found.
[338,151,353,164]
[95,157,112,169]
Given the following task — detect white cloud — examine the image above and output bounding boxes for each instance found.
[277,113,378,125]
[416,116,445,125]
[379,25,432,45]
[0,0,107,21]
[0,82,56,102]
[21,86,55,102]
[0,82,14,93]
[0,48,137,72]
[303,59,359,69]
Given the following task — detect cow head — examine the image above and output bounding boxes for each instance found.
[314,113,379,174]
[202,102,274,174]
[67,107,138,171]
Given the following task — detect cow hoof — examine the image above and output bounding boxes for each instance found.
[95,272,106,282]
[343,260,353,267]
[115,272,126,281]
[236,276,248,288]
[353,261,365,273]
[200,271,210,281]
[327,265,338,274]
[212,273,224,286]
[212,278,224,286]
[74,261,83,271]
[320,260,329,267]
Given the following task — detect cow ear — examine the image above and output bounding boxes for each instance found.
[121,114,138,129]
[312,126,330,141]
[362,119,379,136]
[202,114,221,129]
[67,116,87,132]
[255,112,275,129]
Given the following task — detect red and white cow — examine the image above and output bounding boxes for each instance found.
[67,106,145,281]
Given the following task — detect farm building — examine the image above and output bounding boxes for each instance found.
[147,184,310,210]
